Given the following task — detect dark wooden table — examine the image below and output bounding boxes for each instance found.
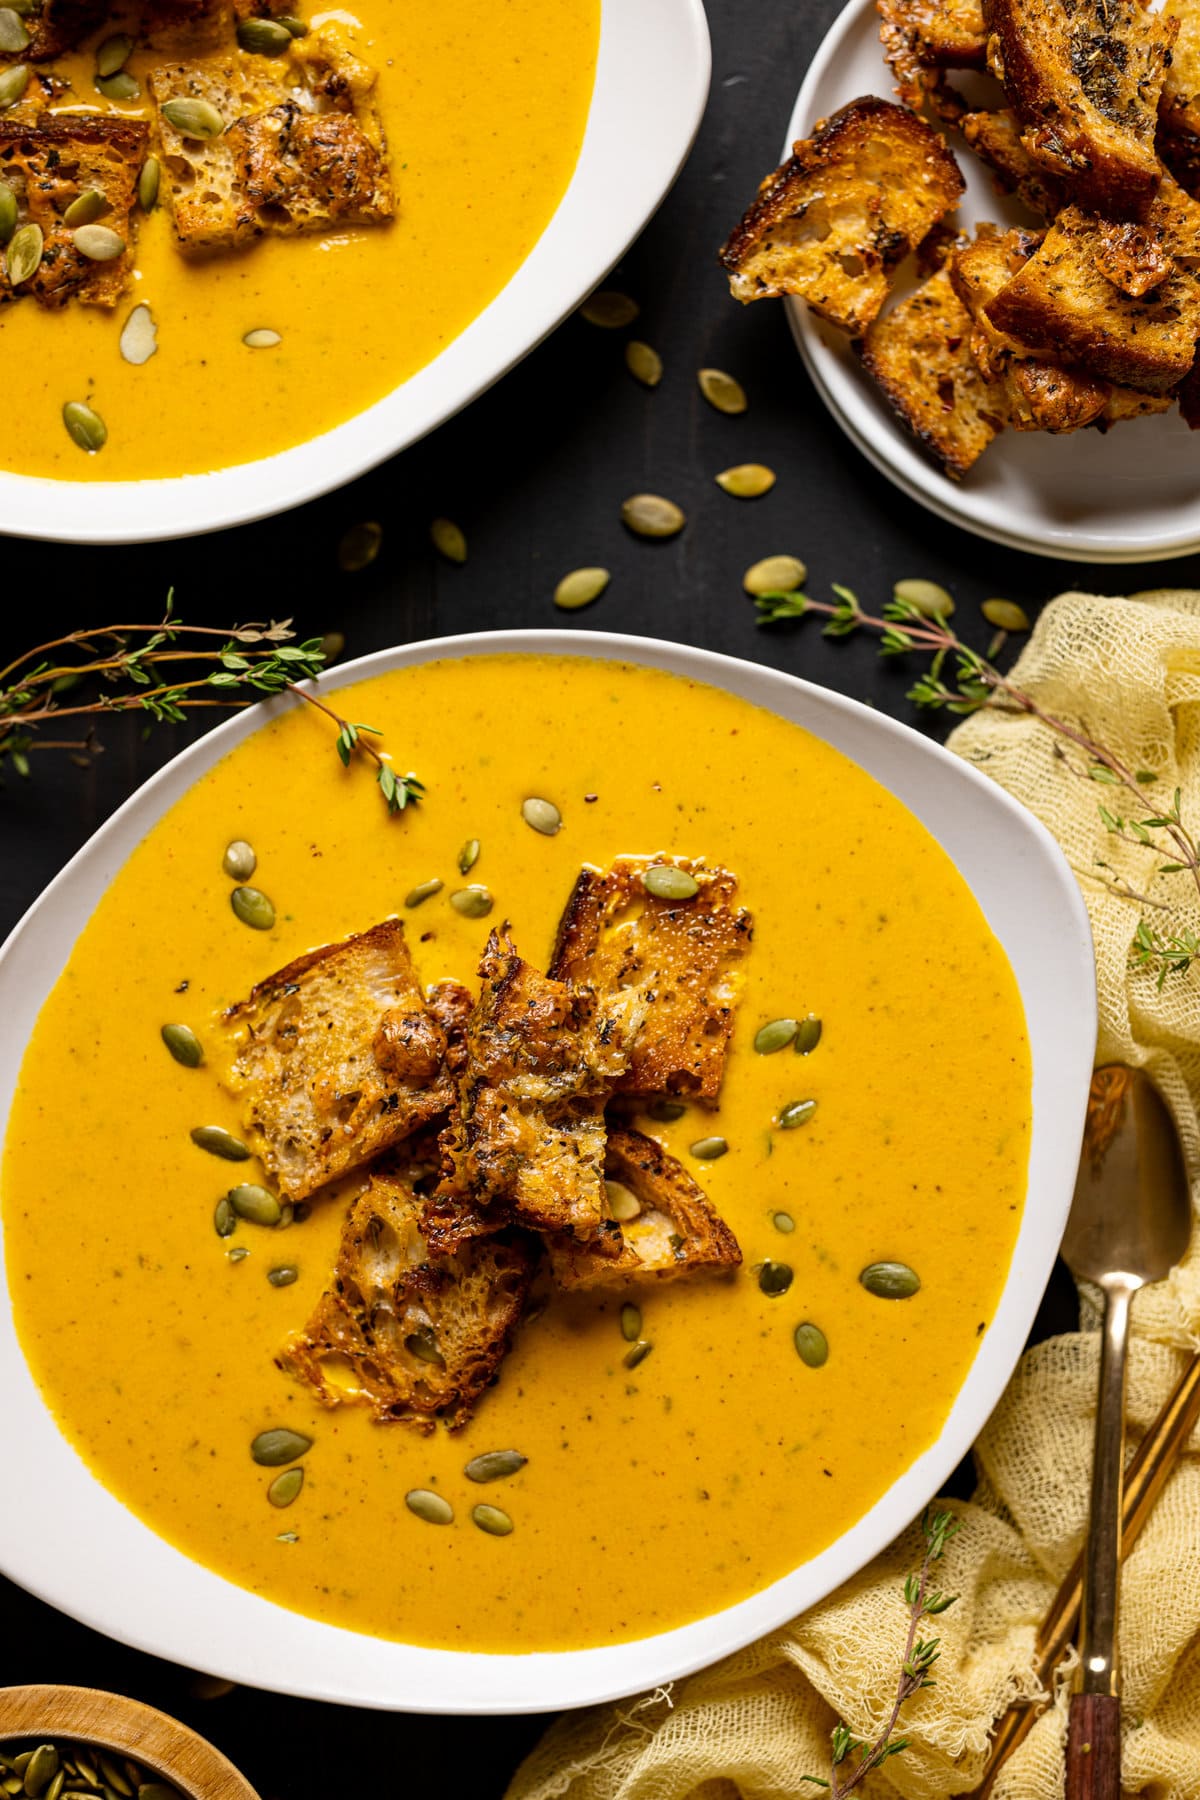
[1,1,1188,1792]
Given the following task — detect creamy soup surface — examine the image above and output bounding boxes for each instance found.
[2,654,1031,1651]
[1,0,598,481]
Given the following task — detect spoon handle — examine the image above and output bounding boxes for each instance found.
[1066,1694,1121,1798]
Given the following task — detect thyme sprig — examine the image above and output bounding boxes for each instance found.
[755,583,1199,987]
[802,1508,960,1797]
[0,597,424,816]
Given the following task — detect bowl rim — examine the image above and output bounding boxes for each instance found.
[0,0,711,544]
[0,628,1097,1714]
[0,1685,259,1799]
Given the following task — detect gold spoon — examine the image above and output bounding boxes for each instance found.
[1060,1066,1191,1800]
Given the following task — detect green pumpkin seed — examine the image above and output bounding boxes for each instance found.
[236,14,292,51]
[579,288,637,328]
[213,1196,237,1238]
[251,1427,312,1465]
[97,1757,131,1797]
[71,223,124,261]
[405,1325,444,1365]
[276,1200,294,1229]
[161,1022,203,1067]
[161,96,226,138]
[553,565,609,610]
[430,516,467,563]
[242,326,281,349]
[698,367,747,414]
[277,12,307,32]
[190,1124,251,1160]
[338,519,381,570]
[621,493,685,539]
[267,1466,303,1506]
[0,6,28,48]
[406,1487,453,1524]
[625,339,662,386]
[758,1259,793,1297]
[644,863,698,901]
[138,156,160,212]
[0,63,29,110]
[63,188,108,228]
[227,1245,249,1263]
[405,877,443,907]
[95,30,132,73]
[643,1100,684,1125]
[97,71,140,100]
[22,1748,58,1796]
[0,182,15,245]
[893,578,954,618]
[44,1774,64,1800]
[604,1179,640,1222]
[464,1448,527,1482]
[7,220,41,285]
[794,1322,829,1368]
[754,1017,797,1054]
[450,884,493,919]
[981,598,1031,633]
[222,838,256,880]
[522,796,561,835]
[778,1099,817,1130]
[472,1502,514,1535]
[795,1015,822,1055]
[230,884,275,929]
[319,630,344,662]
[619,1302,642,1342]
[689,1136,727,1161]
[457,837,481,873]
[743,554,807,596]
[230,1183,281,1226]
[860,1260,921,1299]
[772,1210,794,1233]
[267,1264,297,1287]
[716,463,776,499]
[623,1338,653,1369]
[62,401,106,453]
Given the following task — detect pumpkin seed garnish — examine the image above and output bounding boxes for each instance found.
[242,326,281,349]
[95,30,132,74]
[621,493,685,539]
[62,401,106,453]
[404,877,443,908]
[698,367,747,414]
[450,884,493,919]
[138,156,160,212]
[222,838,256,880]
[758,1259,793,1297]
[161,96,226,138]
[794,1322,829,1368]
[213,1196,237,1238]
[161,1022,203,1067]
[689,1136,727,1161]
[22,1748,58,1794]
[71,223,125,261]
[472,1502,514,1536]
[267,1466,303,1506]
[981,598,1031,633]
[0,63,29,110]
[251,1427,312,1465]
[619,1302,642,1342]
[337,519,381,571]
[96,69,139,100]
[7,220,41,285]
[795,1014,822,1055]
[277,12,307,32]
[623,1339,653,1369]
[553,565,609,611]
[267,1264,298,1287]
[778,1099,817,1129]
[63,188,108,228]
[772,1210,795,1233]
[236,14,292,51]
[644,863,698,901]
[579,288,638,328]
[521,796,561,835]
[457,837,481,873]
[754,1017,797,1054]
[860,1260,921,1299]
[0,182,15,246]
[893,578,954,618]
[716,463,776,499]
[276,1200,294,1229]
[230,884,275,929]
[464,1448,527,1482]
[229,1183,282,1226]
[624,339,662,386]
[743,554,806,596]
[191,1124,251,1160]
[404,1325,444,1366]
[227,1245,249,1262]
[430,516,467,563]
[406,1487,453,1525]
[118,301,157,366]
[647,1098,687,1122]
[0,7,28,49]
[604,1179,640,1222]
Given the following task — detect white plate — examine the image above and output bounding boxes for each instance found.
[787,0,1200,563]
[0,0,710,545]
[0,631,1096,1713]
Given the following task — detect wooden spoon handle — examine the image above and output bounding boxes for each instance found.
[1065,1693,1121,1800]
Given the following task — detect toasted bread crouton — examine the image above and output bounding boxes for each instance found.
[548,1129,742,1291]
[1163,0,1200,144]
[279,1169,535,1431]
[433,931,639,1251]
[861,263,1007,474]
[878,0,986,112]
[1097,385,1173,424]
[1,0,105,61]
[960,108,1065,217]
[224,919,455,1202]
[0,117,147,309]
[983,0,1175,216]
[549,858,752,1105]
[719,97,964,335]
[1092,217,1176,297]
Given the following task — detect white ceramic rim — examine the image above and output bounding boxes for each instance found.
[0,629,1097,1714]
[0,0,711,544]
[786,0,1200,565]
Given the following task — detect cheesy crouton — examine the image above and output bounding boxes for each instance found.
[224,918,455,1202]
[960,108,1065,218]
[877,0,986,113]
[0,116,148,309]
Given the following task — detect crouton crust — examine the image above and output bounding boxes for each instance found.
[877,0,986,112]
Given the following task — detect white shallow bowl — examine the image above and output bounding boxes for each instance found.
[788,0,1200,563]
[0,0,710,545]
[0,630,1096,1714]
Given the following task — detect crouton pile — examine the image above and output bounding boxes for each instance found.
[223,858,750,1434]
[721,0,1200,477]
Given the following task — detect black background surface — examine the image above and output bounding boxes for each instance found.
[0,0,1173,1791]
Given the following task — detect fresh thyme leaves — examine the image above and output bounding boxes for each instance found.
[0,594,424,818]
[754,581,1199,988]
[801,1508,960,1798]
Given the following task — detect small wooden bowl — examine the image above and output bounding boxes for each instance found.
[0,1687,259,1799]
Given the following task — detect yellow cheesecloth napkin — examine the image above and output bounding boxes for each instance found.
[505,589,1200,1800]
